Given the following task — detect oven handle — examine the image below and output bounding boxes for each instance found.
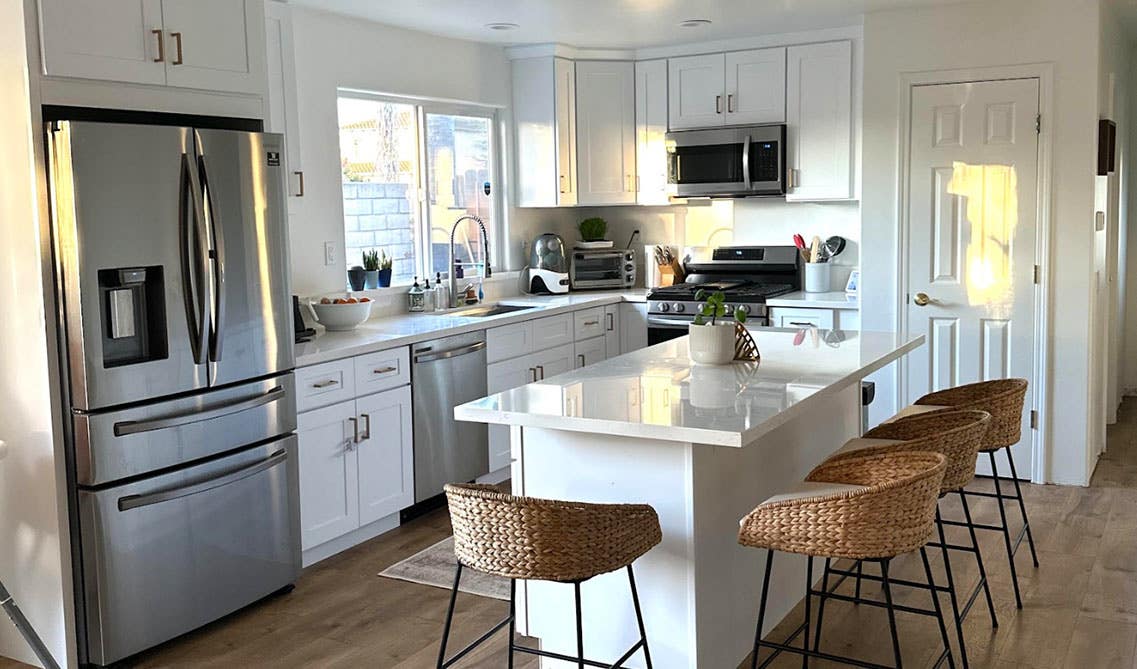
[647,316,695,329]
[117,449,288,511]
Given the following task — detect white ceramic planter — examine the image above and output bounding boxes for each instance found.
[688,322,736,365]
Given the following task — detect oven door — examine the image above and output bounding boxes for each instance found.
[647,314,695,346]
[666,125,785,197]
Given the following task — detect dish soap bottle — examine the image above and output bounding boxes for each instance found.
[434,272,448,311]
[422,276,435,311]
[408,277,426,312]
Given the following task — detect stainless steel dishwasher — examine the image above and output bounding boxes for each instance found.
[412,330,489,502]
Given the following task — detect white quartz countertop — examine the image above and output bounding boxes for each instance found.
[455,329,923,447]
[764,291,859,309]
[295,290,649,366]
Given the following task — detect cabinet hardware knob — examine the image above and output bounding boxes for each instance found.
[152,29,165,63]
[170,31,184,65]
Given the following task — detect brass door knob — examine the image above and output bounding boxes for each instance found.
[913,292,932,307]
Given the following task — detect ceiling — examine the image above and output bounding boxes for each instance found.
[290,0,975,50]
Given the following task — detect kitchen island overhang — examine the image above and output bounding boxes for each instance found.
[455,329,925,668]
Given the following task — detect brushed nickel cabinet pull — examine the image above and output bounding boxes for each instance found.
[295,171,305,197]
[536,365,545,379]
[577,354,585,368]
[372,366,397,375]
[606,312,615,331]
[347,417,359,446]
[715,95,722,114]
[152,29,165,62]
[727,94,734,113]
[312,379,338,389]
[171,31,184,65]
[361,413,372,440]
[529,367,538,382]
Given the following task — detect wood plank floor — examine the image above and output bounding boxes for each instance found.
[10,400,1137,668]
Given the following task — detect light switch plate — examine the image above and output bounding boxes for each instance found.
[324,242,337,266]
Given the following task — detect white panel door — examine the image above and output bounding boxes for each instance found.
[297,400,359,550]
[576,60,636,205]
[554,57,578,206]
[785,41,853,201]
[725,48,786,125]
[38,0,166,85]
[635,59,669,205]
[487,355,541,472]
[161,0,264,93]
[906,78,1040,476]
[668,53,725,130]
[265,1,304,203]
[574,336,608,368]
[356,386,414,525]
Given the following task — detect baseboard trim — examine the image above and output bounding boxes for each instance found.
[302,513,401,568]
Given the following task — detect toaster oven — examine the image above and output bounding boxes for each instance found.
[569,249,637,290]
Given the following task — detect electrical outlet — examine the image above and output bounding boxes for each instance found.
[324,242,337,266]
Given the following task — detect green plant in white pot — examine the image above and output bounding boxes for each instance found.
[689,290,747,365]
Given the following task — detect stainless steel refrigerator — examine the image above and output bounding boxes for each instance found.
[46,119,300,666]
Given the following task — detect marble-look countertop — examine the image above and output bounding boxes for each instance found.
[765,291,859,310]
[295,290,650,367]
[455,329,922,447]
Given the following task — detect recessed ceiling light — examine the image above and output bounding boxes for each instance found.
[485,22,520,31]
[678,19,712,28]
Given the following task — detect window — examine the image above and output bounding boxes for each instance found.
[337,92,498,287]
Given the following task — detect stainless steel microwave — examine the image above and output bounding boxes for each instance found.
[665,124,786,198]
[569,249,637,290]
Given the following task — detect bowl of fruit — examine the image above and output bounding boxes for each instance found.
[310,297,373,332]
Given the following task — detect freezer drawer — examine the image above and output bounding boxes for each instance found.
[79,438,300,666]
[73,374,297,486]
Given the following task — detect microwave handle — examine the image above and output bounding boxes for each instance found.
[742,135,751,185]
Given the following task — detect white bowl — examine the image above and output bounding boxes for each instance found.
[310,300,373,331]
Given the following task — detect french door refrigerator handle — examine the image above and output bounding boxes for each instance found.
[112,385,287,436]
[196,143,226,363]
[180,152,210,365]
[117,449,288,511]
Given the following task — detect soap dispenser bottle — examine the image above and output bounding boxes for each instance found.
[434,272,448,311]
[408,277,426,312]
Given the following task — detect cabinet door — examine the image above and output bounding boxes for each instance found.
[668,53,725,130]
[533,343,577,380]
[264,1,303,203]
[604,305,621,357]
[575,60,636,205]
[38,0,166,85]
[487,356,541,472]
[619,303,648,354]
[635,59,669,205]
[554,57,578,206]
[162,0,265,94]
[513,57,559,207]
[297,400,359,550]
[786,41,853,201]
[725,48,786,124]
[356,386,414,525]
[574,336,608,368]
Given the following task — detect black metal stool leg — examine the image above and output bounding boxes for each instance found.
[936,508,969,669]
[437,563,463,669]
[803,555,814,669]
[1006,448,1040,567]
[751,549,775,669]
[507,579,517,669]
[880,559,903,669]
[628,565,654,669]
[989,451,1024,609]
[574,581,585,669]
[813,558,831,653]
[854,559,864,602]
[958,491,998,628]
[921,547,956,669]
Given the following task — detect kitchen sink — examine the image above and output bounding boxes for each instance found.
[452,304,539,318]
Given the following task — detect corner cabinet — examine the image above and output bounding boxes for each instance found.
[635,59,669,205]
[513,57,578,207]
[575,61,636,205]
[785,41,854,201]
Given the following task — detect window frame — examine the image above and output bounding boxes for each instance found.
[336,88,505,287]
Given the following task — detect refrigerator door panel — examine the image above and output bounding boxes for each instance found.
[49,121,209,411]
[73,373,296,486]
[79,437,300,666]
[193,129,295,387]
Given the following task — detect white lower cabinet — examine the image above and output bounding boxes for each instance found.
[297,379,413,556]
[575,336,607,368]
[619,303,648,354]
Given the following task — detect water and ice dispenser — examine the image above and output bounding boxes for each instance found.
[97,266,168,368]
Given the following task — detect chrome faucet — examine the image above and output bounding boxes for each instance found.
[449,214,491,307]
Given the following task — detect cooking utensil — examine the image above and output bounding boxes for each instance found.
[823,236,846,260]
[809,236,822,263]
[793,234,806,250]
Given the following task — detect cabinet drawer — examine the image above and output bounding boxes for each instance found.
[354,347,410,396]
[574,307,606,341]
[532,312,575,351]
[295,359,356,412]
[487,321,532,363]
[769,307,836,330]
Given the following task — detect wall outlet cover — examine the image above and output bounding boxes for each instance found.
[324,242,337,266]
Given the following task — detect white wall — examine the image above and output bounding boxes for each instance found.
[861,0,1102,485]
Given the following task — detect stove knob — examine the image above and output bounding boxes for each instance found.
[672,303,685,313]
[722,304,733,313]
[737,304,752,315]
[696,302,706,311]
[658,302,670,313]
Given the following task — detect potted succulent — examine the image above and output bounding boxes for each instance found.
[362,250,381,289]
[689,290,748,365]
[377,250,394,287]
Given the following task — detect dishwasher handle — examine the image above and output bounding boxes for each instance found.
[413,340,486,364]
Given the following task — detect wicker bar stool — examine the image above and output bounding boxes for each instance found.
[819,410,994,669]
[739,451,954,669]
[897,379,1036,609]
[438,483,662,669]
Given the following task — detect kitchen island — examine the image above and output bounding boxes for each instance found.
[455,328,924,668]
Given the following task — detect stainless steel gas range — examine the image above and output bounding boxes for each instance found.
[646,246,801,346]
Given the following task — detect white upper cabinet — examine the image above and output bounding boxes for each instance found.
[265,1,304,203]
[786,41,854,201]
[635,59,669,205]
[575,60,636,205]
[668,53,725,130]
[725,48,786,124]
[38,0,166,85]
[513,56,577,207]
[38,0,264,95]
[161,0,265,93]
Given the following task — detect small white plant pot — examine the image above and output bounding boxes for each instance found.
[688,322,736,365]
